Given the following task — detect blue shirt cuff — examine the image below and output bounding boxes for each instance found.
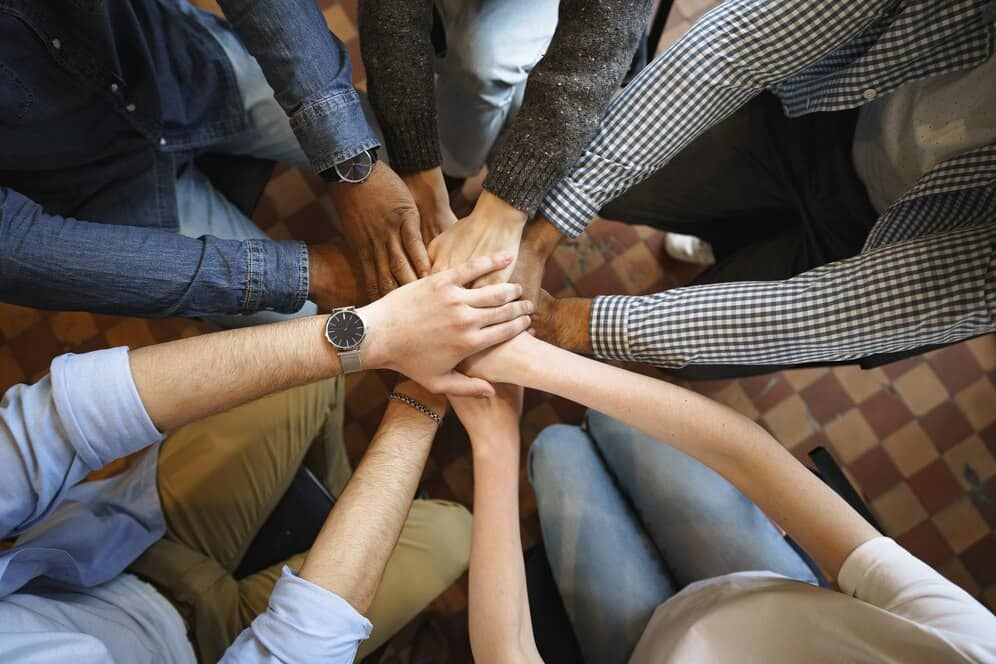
[49,348,164,471]
[290,90,380,174]
[243,239,310,314]
[238,567,372,662]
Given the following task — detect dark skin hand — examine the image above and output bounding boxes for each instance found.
[508,214,565,306]
[329,161,430,301]
[308,242,367,311]
[532,289,593,354]
[401,167,458,248]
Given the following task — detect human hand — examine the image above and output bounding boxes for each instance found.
[359,253,534,396]
[531,290,592,354]
[329,162,429,301]
[509,214,564,307]
[308,242,366,311]
[451,383,523,451]
[402,168,458,248]
[428,190,528,287]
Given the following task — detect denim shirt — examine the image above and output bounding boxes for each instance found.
[0,0,377,317]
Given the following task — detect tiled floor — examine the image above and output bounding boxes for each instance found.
[2,0,993,661]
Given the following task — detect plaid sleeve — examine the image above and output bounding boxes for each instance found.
[591,224,996,367]
[538,0,894,237]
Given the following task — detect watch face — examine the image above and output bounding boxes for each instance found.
[334,150,374,183]
[325,310,365,349]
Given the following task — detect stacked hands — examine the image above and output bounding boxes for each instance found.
[316,162,575,411]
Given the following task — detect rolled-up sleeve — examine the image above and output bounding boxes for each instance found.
[0,348,163,539]
[0,187,308,317]
[217,0,379,172]
[590,224,996,368]
[221,567,372,663]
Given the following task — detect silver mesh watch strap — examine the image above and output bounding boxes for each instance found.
[338,349,363,374]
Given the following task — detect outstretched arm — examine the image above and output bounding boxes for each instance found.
[465,334,877,577]
[452,388,543,664]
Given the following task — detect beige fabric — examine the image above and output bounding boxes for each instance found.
[129,378,471,662]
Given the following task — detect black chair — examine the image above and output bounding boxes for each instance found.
[524,445,881,663]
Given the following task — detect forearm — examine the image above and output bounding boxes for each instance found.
[484,0,653,215]
[587,224,996,367]
[129,315,339,431]
[299,393,442,611]
[359,0,439,172]
[469,438,540,664]
[217,0,377,172]
[507,342,877,576]
[0,188,306,317]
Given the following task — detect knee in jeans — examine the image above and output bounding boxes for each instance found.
[445,29,529,89]
[528,424,588,485]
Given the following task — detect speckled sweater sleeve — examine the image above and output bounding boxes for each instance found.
[359,0,441,172]
[360,0,652,216]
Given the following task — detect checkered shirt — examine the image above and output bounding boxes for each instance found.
[539,0,996,368]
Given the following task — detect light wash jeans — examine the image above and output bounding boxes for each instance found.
[176,13,318,327]
[434,0,560,178]
[529,410,819,664]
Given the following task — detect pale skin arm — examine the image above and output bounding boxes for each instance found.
[130,253,532,430]
[451,387,542,664]
[299,380,446,610]
[465,335,880,579]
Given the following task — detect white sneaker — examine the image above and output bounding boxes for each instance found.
[665,233,716,265]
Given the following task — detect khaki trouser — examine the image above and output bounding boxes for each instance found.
[129,377,472,663]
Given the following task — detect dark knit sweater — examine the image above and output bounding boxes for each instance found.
[359,0,652,216]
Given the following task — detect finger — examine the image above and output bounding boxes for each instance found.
[446,252,514,286]
[476,299,534,328]
[402,219,432,278]
[474,315,532,350]
[388,234,418,285]
[373,243,398,295]
[470,269,509,290]
[428,235,446,274]
[461,282,523,307]
[426,371,496,398]
[357,248,380,302]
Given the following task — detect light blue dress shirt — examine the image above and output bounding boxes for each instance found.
[0,348,372,662]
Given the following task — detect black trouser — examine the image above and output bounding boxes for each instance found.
[601,92,878,286]
[598,93,893,379]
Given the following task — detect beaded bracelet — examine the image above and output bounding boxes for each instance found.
[388,392,443,424]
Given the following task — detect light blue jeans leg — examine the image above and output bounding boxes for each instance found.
[433,0,560,178]
[583,410,819,588]
[175,15,317,328]
[529,425,674,664]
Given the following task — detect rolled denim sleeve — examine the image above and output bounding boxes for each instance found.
[0,188,307,317]
[221,567,372,663]
[217,0,379,172]
[0,348,162,539]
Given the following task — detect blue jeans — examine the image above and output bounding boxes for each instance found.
[529,411,818,664]
[434,0,559,178]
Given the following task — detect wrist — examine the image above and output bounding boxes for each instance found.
[354,301,389,370]
[521,214,564,259]
[552,298,593,354]
[472,190,528,228]
[401,168,450,207]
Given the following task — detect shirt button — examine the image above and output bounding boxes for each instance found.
[862,88,878,100]
[125,103,136,112]
[51,38,62,49]
[110,83,119,93]
[159,137,167,146]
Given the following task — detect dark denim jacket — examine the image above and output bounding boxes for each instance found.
[0,0,376,317]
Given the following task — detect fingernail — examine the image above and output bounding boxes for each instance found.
[526,301,534,313]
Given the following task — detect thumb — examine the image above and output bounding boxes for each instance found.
[425,371,496,398]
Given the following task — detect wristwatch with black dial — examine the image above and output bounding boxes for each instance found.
[320,147,379,183]
[324,307,367,374]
